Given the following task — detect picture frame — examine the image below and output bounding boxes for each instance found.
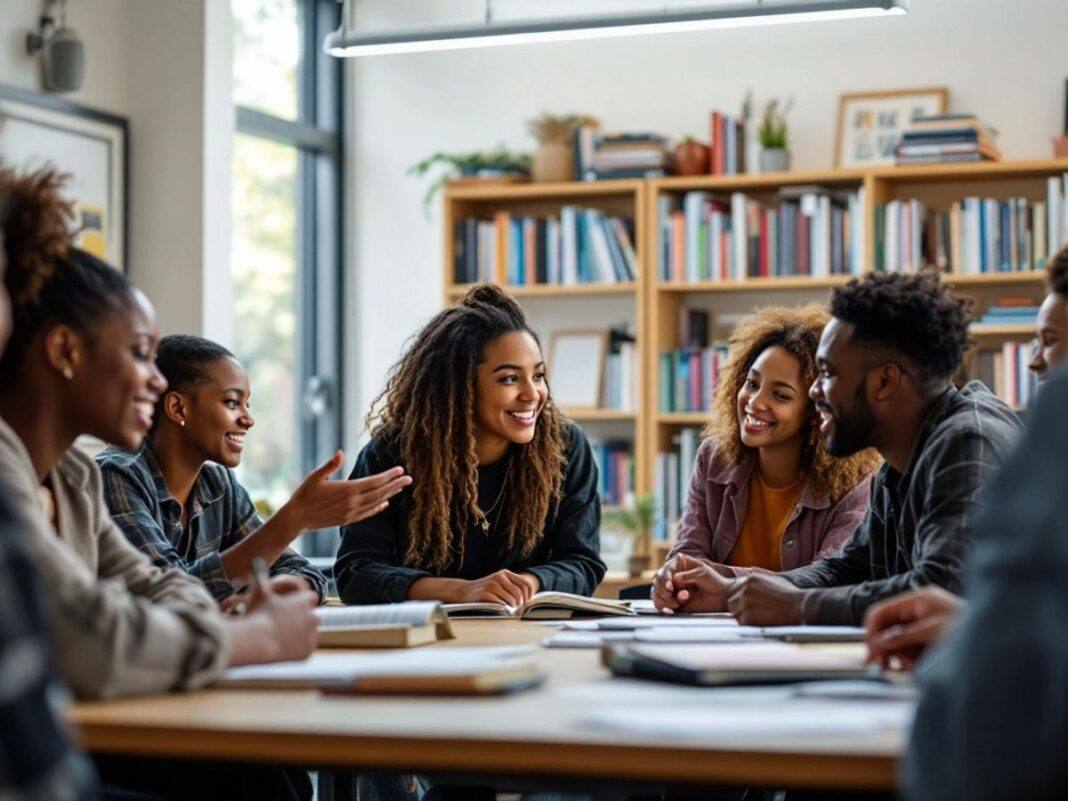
[834,87,949,168]
[548,330,607,412]
[0,82,129,271]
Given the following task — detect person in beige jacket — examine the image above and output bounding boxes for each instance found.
[0,164,319,708]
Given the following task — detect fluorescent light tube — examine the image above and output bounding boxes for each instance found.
[325,1,907,58]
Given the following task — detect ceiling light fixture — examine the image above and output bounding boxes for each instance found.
[325,0,908,58]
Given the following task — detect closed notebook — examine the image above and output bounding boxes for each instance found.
[218,646,543,696]
[315,601,454,647]
[444,591,635,620]
[602,642,879,686]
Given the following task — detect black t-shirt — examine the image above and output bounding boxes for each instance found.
[334,421,606,604]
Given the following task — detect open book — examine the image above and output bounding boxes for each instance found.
[315,601,454,647]
[218,646,543,695]
[444,591,635,620]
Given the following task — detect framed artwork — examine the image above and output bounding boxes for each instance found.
[0,83,128,271]
[549,330,607,411]
[834,87,948,168]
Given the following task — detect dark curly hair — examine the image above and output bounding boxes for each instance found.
[0,163,134,389]
[830,271,972,384]
[1047,243,1068,296]
[365,283,568,572]
[703,305,880,502]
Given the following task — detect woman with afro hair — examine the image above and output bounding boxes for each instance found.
[334,283,605,606]
[652,305,880,611]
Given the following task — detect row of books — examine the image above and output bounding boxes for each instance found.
[601,339,639,412]
[591,440,635,508]
[972,300,1039,327]
[895,113,1001,166]
[875,192,1065,274]
[658,187,866,282]
[971,343,1037,410]
[574,127,668,182]
[708,110,747,176]
[659,345,730,413]
[653,427,700,540]
[452,208,638,286]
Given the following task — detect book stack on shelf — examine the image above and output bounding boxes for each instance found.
[574,127,669,181]
[658,186,866,282]
[453,207,638,286]
[591,440,635,508]
[895,113,1002,165]
[659,309,729,412]
[972,299,1040,329]
[708,109,747,175]
[653,427,700,541]
[875,173,1068,274]
[601,328,639,412]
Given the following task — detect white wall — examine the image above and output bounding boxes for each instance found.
[1,0,231,341]
[347,0,1068,440]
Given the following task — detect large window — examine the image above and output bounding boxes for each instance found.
[231,0,343,557]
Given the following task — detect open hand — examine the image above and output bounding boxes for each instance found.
[726,573,805,625]
[282,451,412,532]
[864,586,963,670]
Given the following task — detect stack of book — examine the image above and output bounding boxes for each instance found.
[895,113,1002,165]
[971,343,1037,410]
[574,127,669,181]
[709,110,747,175]
[601,330,639,411]
[453,207,637,286]
[875,174,1068,274]
[658,187,866,282]
[972,299,1040,329]
[591,440,634,508]
[653,427,701,540]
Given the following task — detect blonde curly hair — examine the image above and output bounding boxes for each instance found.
[702,305,880,502]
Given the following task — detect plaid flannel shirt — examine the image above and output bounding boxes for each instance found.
[96,443,326,603]
[0,482,95,801]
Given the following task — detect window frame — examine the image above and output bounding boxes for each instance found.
[233,0,344,558]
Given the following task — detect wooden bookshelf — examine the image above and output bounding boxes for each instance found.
[441,158,1068,565]
[562,408,638,423]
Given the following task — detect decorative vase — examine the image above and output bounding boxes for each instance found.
[531,142,573,183]
[759,147,791,174]
[673,139,711,176]
[627,553,648,579]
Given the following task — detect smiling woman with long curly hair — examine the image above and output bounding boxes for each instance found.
[334,283,605,606]
[656,305,880,590]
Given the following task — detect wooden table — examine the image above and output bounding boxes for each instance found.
[70,620,902,792]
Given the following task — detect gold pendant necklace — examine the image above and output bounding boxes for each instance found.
[478,461,511,532]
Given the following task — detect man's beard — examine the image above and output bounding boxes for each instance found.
[824,380,876,457]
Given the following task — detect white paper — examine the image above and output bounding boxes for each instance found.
[596,616,745,631]
[756,625,866,642]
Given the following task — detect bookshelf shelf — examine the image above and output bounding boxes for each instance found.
[970,323,1036,338]
[657,276,853,294]
[446,282,639,299]
[562,408,638,423]
[441,158,1068,565]
[657,412,711,426]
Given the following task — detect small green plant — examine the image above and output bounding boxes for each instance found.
[757,97,794,150]
[603,493,657,558]
[408,145,532,211]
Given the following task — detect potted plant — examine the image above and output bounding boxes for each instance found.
[757,97,794,173]
[408,145,532,211]
[526,113,598,183]
[603,494,657,578]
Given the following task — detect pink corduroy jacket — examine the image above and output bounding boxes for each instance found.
[668,438,873,573]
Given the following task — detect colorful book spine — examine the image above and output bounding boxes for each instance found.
[659,345,729,412]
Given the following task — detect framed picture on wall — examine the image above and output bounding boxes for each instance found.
[834,87,948,168]
[549,330,607,412]
[0,83,128,271]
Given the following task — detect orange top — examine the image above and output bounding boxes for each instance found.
[725,473,803,571]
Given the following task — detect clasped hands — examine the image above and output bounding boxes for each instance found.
[651,553,806,625]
